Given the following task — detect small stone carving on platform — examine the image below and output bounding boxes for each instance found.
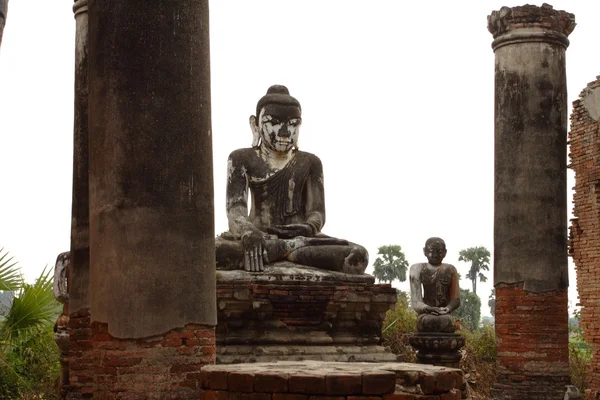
[408,237,465,368]
[53,252,70,390]
[215,85,368,274]
[53,252,69,355]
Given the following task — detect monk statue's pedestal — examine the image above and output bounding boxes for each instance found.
[216,262,398,363]
[409,333,465,368]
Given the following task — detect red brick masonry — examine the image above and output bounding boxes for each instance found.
[68,311,215,400]
[200,361,462,400]
[569,75,600,398]
[492,283,570,400]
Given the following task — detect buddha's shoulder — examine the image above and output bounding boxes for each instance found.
[296,150,322,165]
[439,263,458,273]
[228,147,258,160]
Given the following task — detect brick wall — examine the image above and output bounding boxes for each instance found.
[492,283,570,400]
[67,311,215,399]
[569,75,600,397]
[67,308,93,399]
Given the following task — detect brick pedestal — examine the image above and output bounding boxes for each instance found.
[492,283,570,399]
[200,361,463,400]
[216,263,397,363]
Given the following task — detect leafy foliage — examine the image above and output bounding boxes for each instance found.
[372,245,409,284]
[0,248,21,291]
[458,246,490,295]
[0,250,61,399]
[452,288,481,331]
[459,324,497,399]
[569,309,591,395]
[382,291,417,362]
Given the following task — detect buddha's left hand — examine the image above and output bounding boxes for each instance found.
[266,223,313,239]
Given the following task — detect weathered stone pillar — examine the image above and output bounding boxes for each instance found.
[66,1,92,398]
[0,0,7,47]
[488,4,575,399]
[87,0,216,398]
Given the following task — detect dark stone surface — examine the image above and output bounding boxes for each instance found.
[216,85,368,275]
[69,0,90,314]
[0,0,7,47]
[490,4,573,292]
[409,238,460,334]
[87,0,215,338]
[409,333,465,368]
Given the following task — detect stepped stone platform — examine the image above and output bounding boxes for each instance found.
[216,262,398,363]
[200,361,463,399]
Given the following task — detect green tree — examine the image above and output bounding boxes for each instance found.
[372,245,409,284]
[0,248,61,398]
[458,246,491,295]
[452,288,481,331]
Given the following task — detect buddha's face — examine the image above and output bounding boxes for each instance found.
[424,242,447,266]
[257,104,301,153]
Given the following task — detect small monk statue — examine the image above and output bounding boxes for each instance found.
[409,237,461,333]
[215,85,368,274]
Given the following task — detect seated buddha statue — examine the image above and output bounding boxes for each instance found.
[215,85,368,274]
[409,237,461,333]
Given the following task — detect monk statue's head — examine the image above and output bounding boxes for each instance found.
[423,237,447,266]
[250,85,302,152]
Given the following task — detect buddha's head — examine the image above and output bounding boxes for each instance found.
[424,237,447,266]
[250,85,302,153]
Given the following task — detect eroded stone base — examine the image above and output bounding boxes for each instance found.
[200,361,463,399]
[216,263,397,363]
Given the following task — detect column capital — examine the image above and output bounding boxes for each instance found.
[73,0,87,16]
[488,4,575,51]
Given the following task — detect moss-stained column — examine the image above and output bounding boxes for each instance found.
[488,4,575,399]
[87,0,216,397]
[70,0,90,316]
[66,1,93,398]
[0,0,7,47]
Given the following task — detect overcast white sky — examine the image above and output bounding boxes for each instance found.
[1,1,599,317]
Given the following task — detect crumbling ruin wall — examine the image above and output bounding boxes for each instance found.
[569,75,600,396]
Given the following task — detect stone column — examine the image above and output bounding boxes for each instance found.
[488,4,575,399]
[66,1,93,398]
[0,0,7,47]
[87,0,216,397]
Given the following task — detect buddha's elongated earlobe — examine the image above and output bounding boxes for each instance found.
[249,115,260,148]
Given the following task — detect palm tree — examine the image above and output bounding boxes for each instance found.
[0,249,60,352]
[0,248,21,292]
[458,246,491,295]
[372,245,409,284]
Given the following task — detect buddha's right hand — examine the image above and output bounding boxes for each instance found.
[241,229,268,272]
